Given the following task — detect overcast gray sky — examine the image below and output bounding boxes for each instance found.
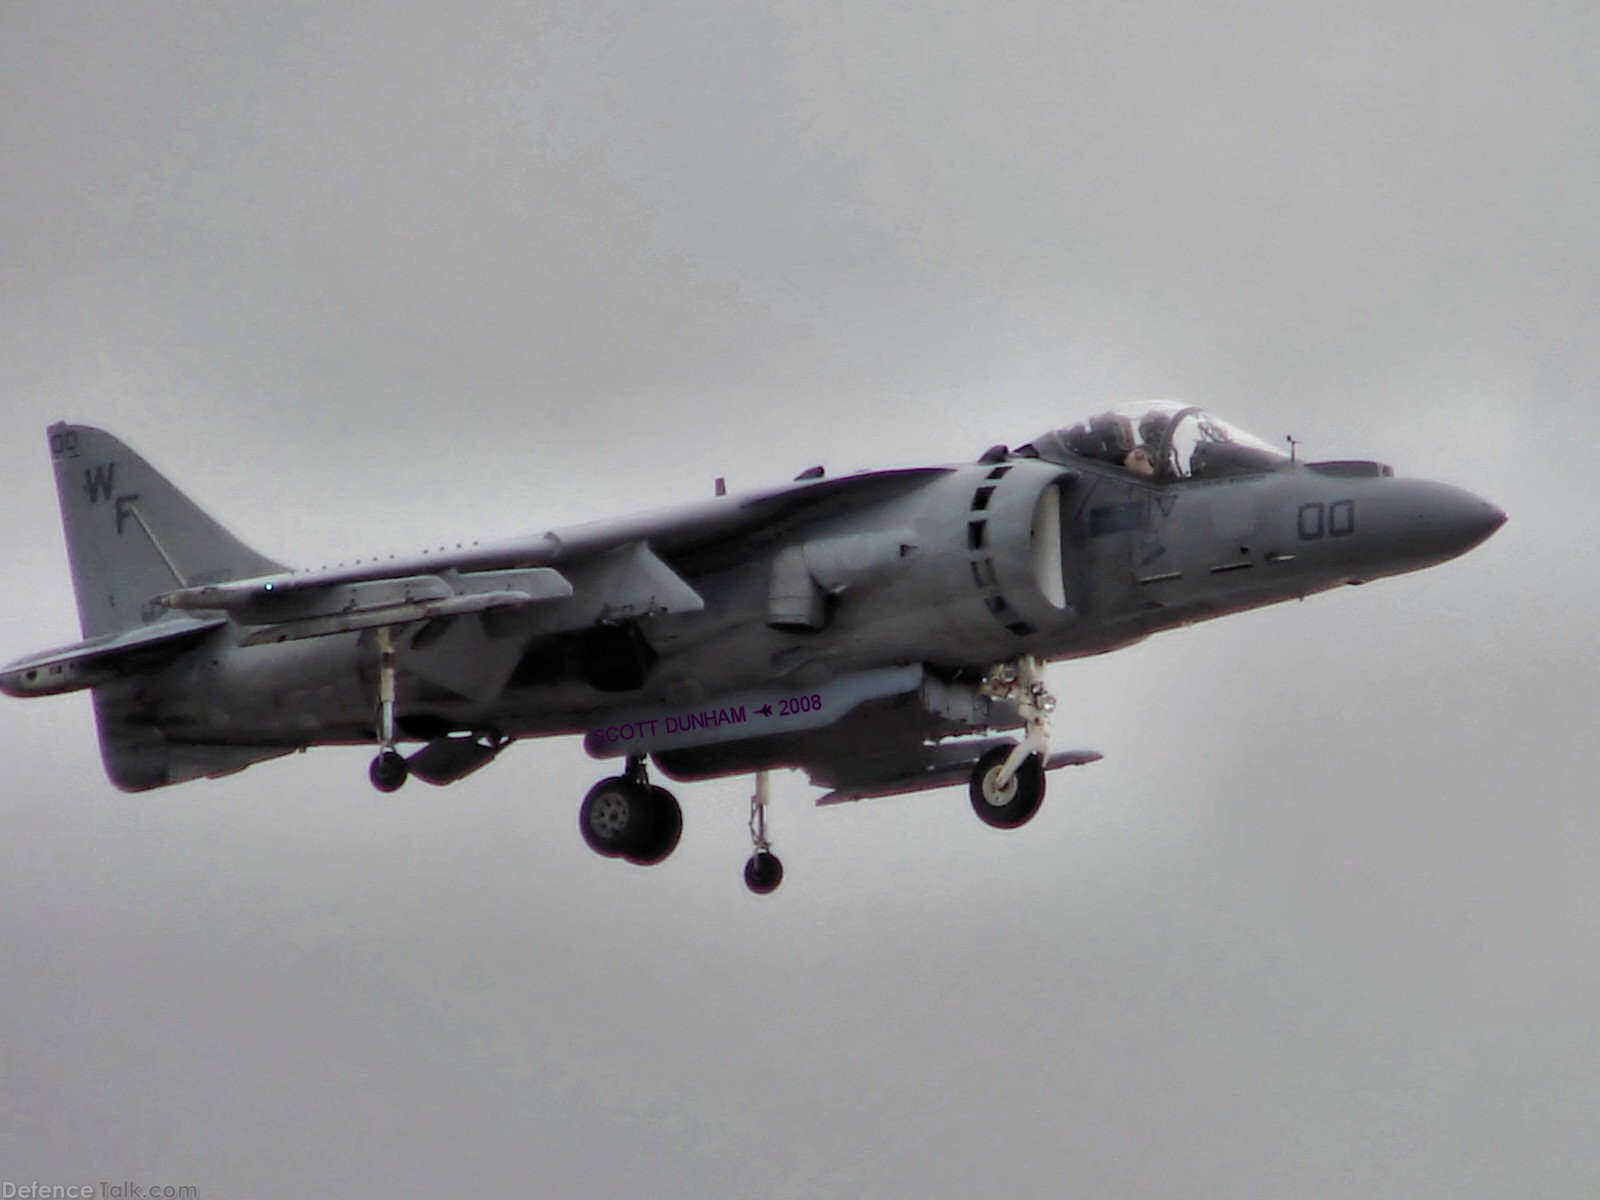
[2,2,1596,1197]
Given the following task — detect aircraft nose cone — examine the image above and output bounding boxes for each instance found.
[1367,479,1506,566]
[1477,498,1509,539]
[1436,486,1507,554]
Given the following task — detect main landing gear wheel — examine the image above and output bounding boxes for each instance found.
[626,786,683,866]
[969,745,1045,829]
[744,850,784,895]
[578,773,683,866]
[370,748,408,793]
[580,776,647,858]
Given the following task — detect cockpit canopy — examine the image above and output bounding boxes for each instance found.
[1020,401,1288,481]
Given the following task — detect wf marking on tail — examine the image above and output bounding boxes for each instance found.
[84,462,117,503]
[115,493,142,537]
[81,461,141,536]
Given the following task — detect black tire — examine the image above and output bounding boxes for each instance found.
[624,786,684,866]
[744,850,784,894]
[968,746,1045,829]
[579,777,650,858]
[369,749,408,793]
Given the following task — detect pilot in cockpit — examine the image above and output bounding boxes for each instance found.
[1064,410,1167,477]
[1036,403,1288,482]
[1122,443,1156,477]
[1129,408,1173,477]
[1062,413,1125,465]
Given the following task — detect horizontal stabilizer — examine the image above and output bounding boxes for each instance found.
[1,617,226,698]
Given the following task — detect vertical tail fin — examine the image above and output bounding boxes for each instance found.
[49,423,283,637]
[45,423,291,790]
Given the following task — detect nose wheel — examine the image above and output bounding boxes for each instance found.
[968,745,1045,828]
[969,656,1055,828]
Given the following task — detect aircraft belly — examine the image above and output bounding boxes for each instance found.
[652,683,1014,783]
[153,630,372,744]
[583,665,926,758]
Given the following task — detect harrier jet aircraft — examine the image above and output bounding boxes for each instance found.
[3,405,1505,892]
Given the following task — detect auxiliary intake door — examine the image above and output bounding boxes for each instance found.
[1062,471,1155,615]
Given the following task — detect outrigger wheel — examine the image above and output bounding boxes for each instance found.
[744,850,784,894]
[369,748,408,793]
[743,770,784,894]
[368,625,408,793]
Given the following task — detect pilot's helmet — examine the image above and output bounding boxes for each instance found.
[1138,410,1168,445]
[1106,413,1137,451]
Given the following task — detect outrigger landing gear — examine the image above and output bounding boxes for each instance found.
[743,770,784,894]
[578,756,683,866]
[369,625,409,793]
[969,656,1055,829]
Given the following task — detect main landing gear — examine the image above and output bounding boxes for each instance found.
[968,656,1055,830]
[578,757,684,866]
[575,760,785,893]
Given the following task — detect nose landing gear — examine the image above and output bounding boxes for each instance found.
[968,745,1045,828]
[969,656,1055,829]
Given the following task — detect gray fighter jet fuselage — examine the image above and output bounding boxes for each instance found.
[3,403,1505,892]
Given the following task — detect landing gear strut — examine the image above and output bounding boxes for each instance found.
[969,656,1055,829]
[578,757,683,866]
[743,770,784,894]
[369,625,408,793]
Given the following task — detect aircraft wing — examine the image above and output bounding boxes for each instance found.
[152,467,952,644]
[162,566,583,646]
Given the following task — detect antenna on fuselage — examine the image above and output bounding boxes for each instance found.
[1286,434,1301,463]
